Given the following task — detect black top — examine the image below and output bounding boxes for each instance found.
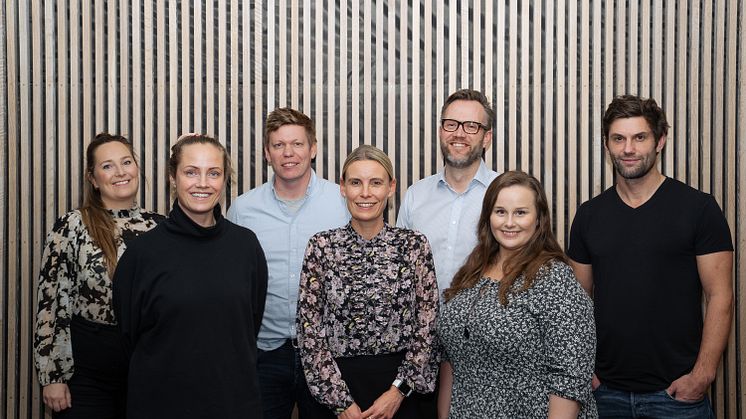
[567,177,733,392]
[113,201,268,418]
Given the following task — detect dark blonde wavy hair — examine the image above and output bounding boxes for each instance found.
[80,133,137,278]
[443,171,567,305]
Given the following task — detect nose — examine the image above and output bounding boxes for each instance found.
[197,173,209,187]
[623,139,635,154]
[282,143,294,156]
[361,183,372,197]
[505,214,516,227]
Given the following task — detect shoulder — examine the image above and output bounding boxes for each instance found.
[139,209,166,224]
[533,260,582,292]
[232,182,272,208]
[389,225,430,246]
[308,226,347,245]
[47,209,86,239]
[662,177,717,207]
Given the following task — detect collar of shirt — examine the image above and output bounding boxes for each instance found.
[436,160,494,193]
[269,169,320,204]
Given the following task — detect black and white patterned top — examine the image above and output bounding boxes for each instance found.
[34,207,163,386]
[437,261,598,418]
[296,223,439,412]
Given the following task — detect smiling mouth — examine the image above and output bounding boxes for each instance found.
[191,192,211,198]
[501,231,520,237]
[112,180,130,186]
[449,142,469,149]
[281,162,299,168]
[355,202,376,208]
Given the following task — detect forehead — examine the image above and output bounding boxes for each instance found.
[267,124,310,143]
[345,159,388,178]
[608,116,652,136]
[179,143,224,168]
[494,185,536,206]
[442,100,487,122]
[94,141,132,161]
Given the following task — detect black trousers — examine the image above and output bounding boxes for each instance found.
[54,315,127,419]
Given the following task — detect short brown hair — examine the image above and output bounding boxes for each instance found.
[264,108,316,148]
[440,89,495,128]
[603,95,670,141]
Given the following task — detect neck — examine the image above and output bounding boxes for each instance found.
[189,211,216,228]
[615,169,665,208]
[443,160,481,193]
[102,198,135,210]
[273,170,312,200]
[351,218,385,240]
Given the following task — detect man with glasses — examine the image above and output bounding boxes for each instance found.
[397,88,498,417]
[398,88,498,297]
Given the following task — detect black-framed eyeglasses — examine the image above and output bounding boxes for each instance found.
[440,119,490,134]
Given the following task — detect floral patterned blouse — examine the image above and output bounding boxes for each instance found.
[34,207,163,386]
[296,223,439,411]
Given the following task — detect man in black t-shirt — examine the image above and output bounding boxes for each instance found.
[567,95,733,419]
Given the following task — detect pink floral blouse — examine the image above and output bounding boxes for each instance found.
[296,223,439,411]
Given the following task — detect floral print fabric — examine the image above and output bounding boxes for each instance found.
[297,223,439,411]
[34,207,163,385]
[437,261,598,418]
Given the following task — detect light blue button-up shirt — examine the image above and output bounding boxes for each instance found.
[227,170,349,351]
[397,161,498,294]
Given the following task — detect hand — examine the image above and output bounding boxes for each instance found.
[666,372,711,402]
[42,383,72,412]
[338,402,364,419]
[591,373,601,391]
[360,387,404,419]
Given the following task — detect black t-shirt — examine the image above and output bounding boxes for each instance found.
[567,177,733,392]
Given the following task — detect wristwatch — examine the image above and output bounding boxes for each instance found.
[392,378,413,397]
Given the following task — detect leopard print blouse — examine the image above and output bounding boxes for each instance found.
[33,207,163,386]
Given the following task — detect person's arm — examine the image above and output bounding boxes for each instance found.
[361,234,439,419]
[34,215,77,412]
[437,361,454,419]
[568,260,593,297]
[252,234,268,337]
[539,263,596,418]
[296,235,356,413]
[666,251,733,401]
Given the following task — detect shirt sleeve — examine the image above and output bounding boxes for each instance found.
[34,215,78,386]
[694,195,734,255]
[396,234,439,393]
[536,262,596,406]
[396,189,413,228]
[566,203,591,264]
[296,235,355,412]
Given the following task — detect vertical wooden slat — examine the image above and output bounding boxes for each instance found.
[482,0,492,170]
[168,0,178,162]
[555,0,566,244]
[338,0,347,162]
[640,0,650,96]
[95,0,105,132]
[18,0,31,416]
[108,0,118,131]
[664,0,675,176]
[302,0,311,114]
[615,0,625,94]
[675,0,687,181]
[156,0,167,210]
[217,0,226,143]
[5,0,19,416]
[507,2,517,169]
[398,0,408,211]
[120,0,131,137]
[425,0,435,173]
[255,0,265,184]
[193,0,202,132]
[143,0,154,209]
[325,0,336,179]
[350,0,360,150]
[700,0,712,193]
[410,0,420,184]
[543,0,554,214]
[81,1,92,141]
[0,0,8,413]
[45,0,57,227]
[363,0,372,147]
[229,0,238,200]
[434,1,443,170]
[181,1,190,131]
[494,0,505,174]
[531,0,541,180]
[567,0,577,220]
[447,0,455,92]
[205,0,214,135]
[737,2,746,417]
[627,0,637,93]
[688,0,700,189]
[579,0,590,203]
[289,0,298,108]
[519,0,529,172]
[70,0,81,201]
[314,0,324,178]
[458,0,467,89]
[591,0,602,196]
[602,0,614,188]
[472,0,480,91]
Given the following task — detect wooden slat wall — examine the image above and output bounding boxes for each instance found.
[1,1,744,417]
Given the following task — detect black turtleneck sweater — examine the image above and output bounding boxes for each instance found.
[113,201,268,418]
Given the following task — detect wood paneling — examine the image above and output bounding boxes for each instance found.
[1,1,744,417]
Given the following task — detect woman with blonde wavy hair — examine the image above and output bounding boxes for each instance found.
[437,170,597,419]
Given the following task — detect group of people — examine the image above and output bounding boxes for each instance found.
[33,89,733,419]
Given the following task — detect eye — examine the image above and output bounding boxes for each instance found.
[348,179,361,186]
[294,141,304,148]
[272,143,283,149]
[372,179,384,186]
[101,163,112,170]
[122,158,134,166]
[208,170,222,178]
[635,134,647,141]
[494,208,506,215]
[515,210,527,216]
[464,121,479,130]
[185,169,197,177]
